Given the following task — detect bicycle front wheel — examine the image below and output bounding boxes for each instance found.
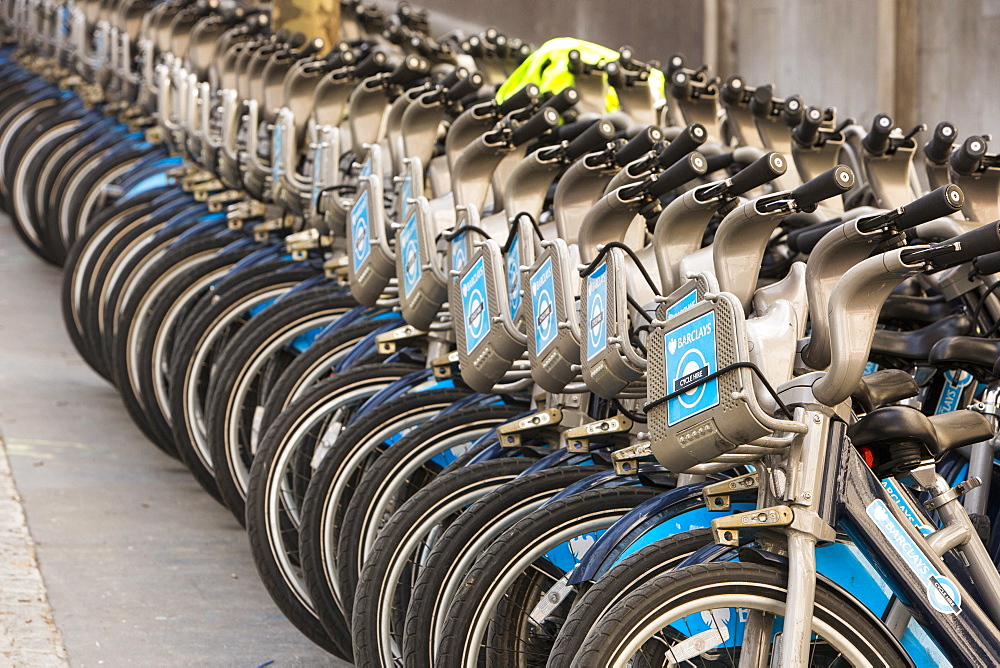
[572,561,908,667]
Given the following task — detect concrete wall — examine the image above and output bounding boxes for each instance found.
[715,0,1000,140]
[375,0,705,72]
[389,0,1000,138]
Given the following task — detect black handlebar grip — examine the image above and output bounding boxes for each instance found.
[496,83,540,116]
[614,125,666,166]
[973,250,1000,276]
[554,119,592,142]
[923,121,957,165]
[510,106,560,146]
[781,95,804,127]
[354,50,388,79]
[720,76,746,105]
[670,70,693,100]
[787,221,843,254]
[728,152,789,197]
[790,165,856,210]
[439,66,466,90]
[950,135,988,176]
[387,54,429,86]
[565,119,617,161]
[863,113,894,156]
[929,221,1000,270]
[748,85,773,118]
[541,87,580,114]
[445,71,484,102]
[793,105,824,147]
[647,152,709,199]
[656,123,708,168]
[286,32,307,49]
[605,61,626,89]
[296,37,325,59]
[325,46,352,68]
[893,184,965,230]
[705,152,735,173]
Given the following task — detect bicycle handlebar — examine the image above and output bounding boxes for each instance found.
[892,184,965,231]
[950,135,988,175]
[974,250,1000,275]
[923,121,956,165]
[790,165,855,210]
[445,70,484,102]
[540,87,580,114]
[728,152,788,197]
[919,220,1000,270]
[353,50,388,79]
[862,113,893,156]
[793,105,824,147]
[646,152,708,199]
[748,85,773,118]
[787,220,842,254]
[564,119,616,161]
[614,125,665,166]
[509,106,560,146]
[386,54,429,86]
[655,123,707,169]
[781,95,804,127]
[720,76,746,105]
[496,83,540,116]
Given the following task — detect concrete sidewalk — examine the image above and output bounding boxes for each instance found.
[0,214,345,666]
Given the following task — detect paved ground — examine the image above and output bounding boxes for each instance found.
[0,213,346,666]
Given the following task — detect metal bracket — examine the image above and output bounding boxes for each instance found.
[564,416,633,453]
[177,170,215,190]
[206,190,244,213]
[924,477,982,511]
[702,471,760,512]
[144,126,165,145]
[611,441,652,475]
[227,199,268,228]
[253,215,295,241]
[284,228,331,259]
[375,324,427,354]
[711,505,794,546]
[496,409,563,447]
[191,179,224,200]
[324,256,350,280]
[431,351,460,379]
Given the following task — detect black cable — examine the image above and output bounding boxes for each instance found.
[440,225,492,242]
[579,241,662,297]
[971,279,1000,336]
[612,397,647,424]
[643,360,794,420]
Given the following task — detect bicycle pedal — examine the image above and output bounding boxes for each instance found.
[496,409,562,447]
[375,324,427,354]
[564,416,633,453]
